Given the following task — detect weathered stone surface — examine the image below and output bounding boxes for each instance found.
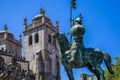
[24,9,60,80]
[0,9,60,80]
[0,56,35,80]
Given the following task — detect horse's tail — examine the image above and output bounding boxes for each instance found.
[103,52,114,74]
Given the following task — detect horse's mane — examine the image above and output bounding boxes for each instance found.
[57,33,70,53]
[60,33,69,45]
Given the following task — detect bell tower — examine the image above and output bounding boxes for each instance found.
[23,9,60,80]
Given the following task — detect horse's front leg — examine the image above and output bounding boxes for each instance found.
[64,67,74,80]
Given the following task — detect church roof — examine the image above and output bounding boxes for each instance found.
[0,30,14,39]
[32,8,51,23]
[0,25,16,42]
[32,14,42,22]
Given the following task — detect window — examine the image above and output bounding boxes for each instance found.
[1,47,4,51]
[35,33,39,43]
[48,34,51,43]
[5,49,7,52]
[29,35,32,45]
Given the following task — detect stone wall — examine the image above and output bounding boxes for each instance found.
[24,26,45,61]
[0,50,29,70]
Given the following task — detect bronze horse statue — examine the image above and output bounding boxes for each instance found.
[52,17,114,80]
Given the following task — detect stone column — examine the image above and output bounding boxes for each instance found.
[36,52,40,80]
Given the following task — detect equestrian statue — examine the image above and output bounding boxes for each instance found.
[52,16,114,80]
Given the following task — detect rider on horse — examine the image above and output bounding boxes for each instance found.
[52,15,114,80]
[67,16,86,64]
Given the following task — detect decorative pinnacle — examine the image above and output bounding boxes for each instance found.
[19,34,22,43]
[56,19,59,27]
[4,24,8,31]
[40,8,45,16]
[24,17,27,25]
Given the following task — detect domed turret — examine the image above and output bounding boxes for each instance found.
[32,8,45,22]
[32,8,51,23]
[0,24,14,39]
[70,16,85,38]
[24,8,56,32]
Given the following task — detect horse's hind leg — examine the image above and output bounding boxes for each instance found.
[93,64,105,80]
[64,67,74,80]
[87,64,100,80]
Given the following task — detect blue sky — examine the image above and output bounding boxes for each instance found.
[0,0,120,80]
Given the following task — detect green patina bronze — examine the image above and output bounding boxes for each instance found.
[52,16,114,80]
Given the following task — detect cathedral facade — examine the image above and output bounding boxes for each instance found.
[0,9,60,80]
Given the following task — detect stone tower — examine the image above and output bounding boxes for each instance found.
[23,9,60,80]
[0,24,22,58]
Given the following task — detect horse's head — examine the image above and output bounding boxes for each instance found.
[52,32,70,56]
[52,32,61,39]
[52,32,69,45]
[52,32,64,43]
[52,32,69,44]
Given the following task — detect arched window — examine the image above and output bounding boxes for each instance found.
[5,49,7,52]
[35,33,39,43]
[29,35,32,45]
[48,34,51,43]
[1,47,4,51]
